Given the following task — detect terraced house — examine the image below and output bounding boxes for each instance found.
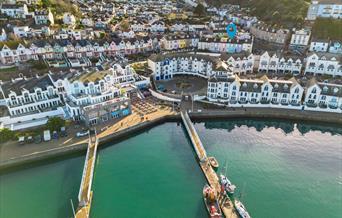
[304,53,341,76]
[49,71,131,126]
[0,37,157,65]
[160,34,199,51]
[258,52,303,75]
[250,23,290,45]
[197,37,253,53]
[148,53,230,80]
[305,78,342,109]
[224,54,255,75]
[207,75,304,106]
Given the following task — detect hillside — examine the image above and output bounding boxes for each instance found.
[312,18,342,41]
[206,0,310,28]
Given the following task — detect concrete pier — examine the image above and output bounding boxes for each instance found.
[181,111,238,218]
[75,131,98,218]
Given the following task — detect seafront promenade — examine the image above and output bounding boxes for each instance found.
[0,105,176,170]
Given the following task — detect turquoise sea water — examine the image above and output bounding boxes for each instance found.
[0,120,341,218]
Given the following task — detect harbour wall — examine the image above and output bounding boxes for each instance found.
[1,108,341,172]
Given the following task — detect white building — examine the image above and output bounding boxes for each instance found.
[34,9,54,25]
[149,20,165,32]
[207,75,304,106]
[225,54,255,75]
[328,41,342,54]
[309,39,330,52]
[0,74,63,117]
[258,52,303,75]
[290,29,311,49]
[307,0,342,20]
[148,53,230,80]
[63,13,76,26]
[304,53,341,76]
[0,3,28,18]
[0,28,7,41]
[13,26,30,38]
[305,78,342,109]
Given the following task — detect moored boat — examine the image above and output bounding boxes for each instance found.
[219,174,236,195]
[208,157,219,170]
[234,200,251,218]
[203,184,223,218]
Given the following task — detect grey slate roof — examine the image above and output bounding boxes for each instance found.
[1,74,54,98]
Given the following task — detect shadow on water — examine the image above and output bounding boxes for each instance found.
[0,151,85,176]
[194,118,342,136]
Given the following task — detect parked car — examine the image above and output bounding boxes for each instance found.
[76,130,89,137]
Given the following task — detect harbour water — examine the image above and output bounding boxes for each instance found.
[0,120,341,218]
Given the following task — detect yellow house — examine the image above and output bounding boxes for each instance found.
[167,13,188,20]
[179,39,186,48]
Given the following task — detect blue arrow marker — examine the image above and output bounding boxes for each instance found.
[226,23,237,39]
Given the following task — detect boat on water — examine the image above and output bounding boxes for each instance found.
[234,200,251,218]
[203,184,223,218]
[208,157,219,170]
[219,174,236,195]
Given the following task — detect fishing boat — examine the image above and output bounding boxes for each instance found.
[219,174,236,195]
[234,200,251,218]
[208,157,219,170]
[203,184,223,218]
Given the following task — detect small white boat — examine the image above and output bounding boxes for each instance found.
[220,174,236,194]
[203,184,223,218]
[235,200,251,218]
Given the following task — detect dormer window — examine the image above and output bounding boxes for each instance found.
[24,93,30,102]
[333,88,338,93]
[284,84,288,89]
[253,83,258,89]
[312,88,317,93]
[37,91,42,100]
[243,83,247,88]
[323,86,328,92]
[274,83,279,89]
[264,86,268,91]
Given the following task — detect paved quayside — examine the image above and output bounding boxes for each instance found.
[181,111,238,218]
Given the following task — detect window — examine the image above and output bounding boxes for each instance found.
[37,91,42,100]
[295,88,299,93]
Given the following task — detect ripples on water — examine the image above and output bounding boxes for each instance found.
[195,119,342,218]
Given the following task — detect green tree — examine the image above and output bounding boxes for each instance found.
[120,20,130,32]
[194,3,206,16]
[46,117,65,132]
[0,128,16,143]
